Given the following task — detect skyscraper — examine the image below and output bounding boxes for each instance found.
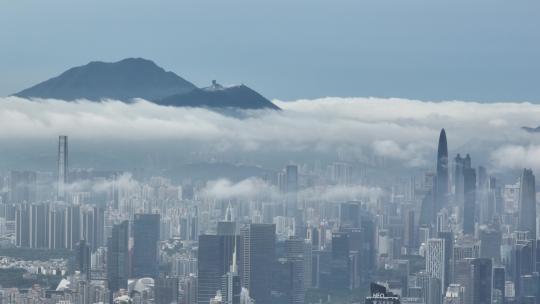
[240,224,275,304]
[513,240,535,300]
[155,276,180,304]
[82,206,105,252]
[132,213,160,278]
[15,203,51,248]
[50,206,67,249]
[453,153,470,206]
[14,202,100,251]
[198,234,238,304]
[518,169,536,240]
[275,257,305,304]
[330,232,350,290]
[75,240,91,280]
[426,238,446,298]
[360,213,376,277]
[285,165,298,217]
[419,189,435,227]
[415,272,442,304]
[462,167,476,235]
[469,258,492,304]
[222,238,241,304]
[435,129,449,216]
[339,201,360,228]
[437,231,453,293]
[476,166,490,224]
[66,204,81,250]
[280,237,308,303]
[479,226,501,264]
[15,203,31,247]
[284,237,313,289]
[492,266,505,302]
[57,135,68,200]
[107,220,129,293]
[404,209,416,250]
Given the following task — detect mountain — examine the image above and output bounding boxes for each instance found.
[522,126,540,133]
[156,80,280,110]
[14,58,279,110]
[15,58,197,101]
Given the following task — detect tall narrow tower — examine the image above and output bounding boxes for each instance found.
[107,220,129,293]
[462,167,476,235]
[518,169,536,240]
[57,135,68,200]
[285,165,298,217]
[435,129,449,216]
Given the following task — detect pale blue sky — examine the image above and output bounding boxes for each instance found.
[1,0,539,101]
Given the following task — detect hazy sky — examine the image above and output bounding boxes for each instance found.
[1,0,539,101]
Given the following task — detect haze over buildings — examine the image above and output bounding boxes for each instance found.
[1,126,539,303]
[0,1,539,304]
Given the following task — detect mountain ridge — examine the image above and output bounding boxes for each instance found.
[156,81,280,110]
[14,58,279,110]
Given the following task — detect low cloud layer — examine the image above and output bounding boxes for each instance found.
[200,177,384,203]
[2,96,540,172]
[64,173,139,193]
[298,184,384,203]
[200,178,278,201]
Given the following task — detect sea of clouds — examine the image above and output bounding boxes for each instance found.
[1,96,540,173]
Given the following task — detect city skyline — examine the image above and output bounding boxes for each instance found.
[1,2,538,304]
[2,129,539,303]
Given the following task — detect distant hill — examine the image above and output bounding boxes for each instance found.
[522,126,540,133]
[14,58,280,110]
[15,58,196,101]
[157,80,280,110]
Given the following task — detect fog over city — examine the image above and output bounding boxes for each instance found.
[3,93,540,304]
[1,96,540,172]
[1,1,539,304]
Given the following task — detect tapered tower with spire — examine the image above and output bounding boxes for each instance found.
[435,128,449,217]
[218,202,236,236]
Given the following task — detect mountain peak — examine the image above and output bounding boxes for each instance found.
[84,57,158,69]
[14,58,196,102]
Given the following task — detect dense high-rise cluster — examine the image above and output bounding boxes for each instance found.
[0,131,538,304]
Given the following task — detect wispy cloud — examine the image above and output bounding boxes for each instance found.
[491,145,540,172]
[199,178,278,201]
[63,173,139,193]
[199,177,384,203]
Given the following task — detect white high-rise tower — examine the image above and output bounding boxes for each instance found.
[426,238,446,299]
[57,135,68,200]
